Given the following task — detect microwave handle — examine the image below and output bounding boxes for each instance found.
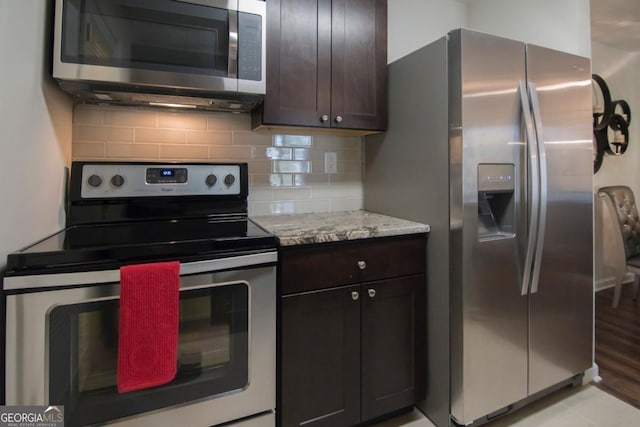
[228,9,238,78]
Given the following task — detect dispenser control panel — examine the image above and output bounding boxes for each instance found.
[478,164,515,192]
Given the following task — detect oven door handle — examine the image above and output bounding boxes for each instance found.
[2,251,278,290]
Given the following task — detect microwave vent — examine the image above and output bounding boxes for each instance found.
[55,80,263,113]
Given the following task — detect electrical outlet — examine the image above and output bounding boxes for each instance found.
[324,152,337,174]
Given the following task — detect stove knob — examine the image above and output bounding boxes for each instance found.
[205,174,218,187]
[111,174,125,187]
[224,174,236,187]
[87,174,102,188]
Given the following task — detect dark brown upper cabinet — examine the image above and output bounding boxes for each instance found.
[251,0,387,134]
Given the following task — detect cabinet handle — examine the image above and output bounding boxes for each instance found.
[320,114,329,123]
[351,291,359,301]
[357,260,366,270]
[368,288,376,298]
[335,115,343,123]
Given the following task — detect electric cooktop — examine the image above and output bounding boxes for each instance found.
[4,162,276,275]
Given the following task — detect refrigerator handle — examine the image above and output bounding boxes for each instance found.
[528,82,548,294]
[518,81,540,296]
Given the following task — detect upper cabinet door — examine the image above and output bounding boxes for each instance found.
[254,0,387,132]
[262,0,332,127]
[331,0,387,131]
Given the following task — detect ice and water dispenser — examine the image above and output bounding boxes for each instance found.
[477,164,515,241]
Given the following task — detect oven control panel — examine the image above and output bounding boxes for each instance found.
[80,163,243,198]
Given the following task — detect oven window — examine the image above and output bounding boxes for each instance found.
[61,0,230,76]
[49,283,248,427]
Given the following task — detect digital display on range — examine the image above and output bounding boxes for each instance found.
[146,168,188,184]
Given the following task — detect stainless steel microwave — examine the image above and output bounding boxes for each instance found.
[52,0,266,112]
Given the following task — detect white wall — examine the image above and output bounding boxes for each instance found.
[0,0,72,268]
[388,0,591,62]
[387,0,467,63]
[467,0,591,57]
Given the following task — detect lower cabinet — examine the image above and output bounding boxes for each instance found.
[360,275,425,421]
[281,285,361,427]
[279,236,427,427]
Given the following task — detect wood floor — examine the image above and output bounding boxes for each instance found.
[595,284,640,409]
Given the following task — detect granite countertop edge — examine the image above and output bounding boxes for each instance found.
[252,210,430,246]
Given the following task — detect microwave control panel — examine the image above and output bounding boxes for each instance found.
[238,12,262,81]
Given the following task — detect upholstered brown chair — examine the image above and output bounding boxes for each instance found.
[599,185,640,308]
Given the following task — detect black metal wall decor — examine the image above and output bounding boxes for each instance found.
[592,74,632,173]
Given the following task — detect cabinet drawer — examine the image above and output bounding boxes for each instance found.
[280,235,426,295]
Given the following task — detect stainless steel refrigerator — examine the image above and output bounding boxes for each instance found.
[364,29,593,426]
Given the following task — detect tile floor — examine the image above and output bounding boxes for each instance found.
[374,384,640,427]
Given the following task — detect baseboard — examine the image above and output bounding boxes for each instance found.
[595,273,634,292]
[584,363,600,384]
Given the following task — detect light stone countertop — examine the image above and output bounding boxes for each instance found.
[251,210,430,246]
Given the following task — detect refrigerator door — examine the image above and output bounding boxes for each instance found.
[450,29,529,425]
[525,45,593,395]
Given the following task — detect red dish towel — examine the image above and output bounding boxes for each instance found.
[117,261,180,393]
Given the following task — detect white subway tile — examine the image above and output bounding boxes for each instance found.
[251,201,296,215]
[330,173,363,185]
[294,199,332,213]
[248,202,273,217]
[246,161,272,175]
[273,134,313,147]
[73,142,105,159]
[273,187,312,200]
[293,148,311,160]
[269,174,293,187]
[207,112,251,131]
[158,112,207,130]
[233,131,273,146]
[75,126,134,142]
[262,147,292,160]
[311,135,334,150]
[294,173,329,186]
[331,198,364,212]
[312,184,363,199]
[72,105,366,216]
[104,109,157,127]
[273,160,311,173]
[159,144,209,160]
[187,130,233,145]
[136,128,186,144]
[247,188,274,201]
[335,148,362,163]
[308,149,325,164]
[210,146,252,160]
[105,143,159,159]
[252,173,292,187]
[73,106,102,125]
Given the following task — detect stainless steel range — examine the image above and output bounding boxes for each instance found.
[2,162,277,427]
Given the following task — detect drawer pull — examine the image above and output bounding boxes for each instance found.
[368,288,376,298]
[357,260,367,270]
[351,291,359,301]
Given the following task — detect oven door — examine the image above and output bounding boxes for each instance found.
[5,262,275,427]
[53,0,265,94]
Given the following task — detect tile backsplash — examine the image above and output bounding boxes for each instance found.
[72,104,364,216]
